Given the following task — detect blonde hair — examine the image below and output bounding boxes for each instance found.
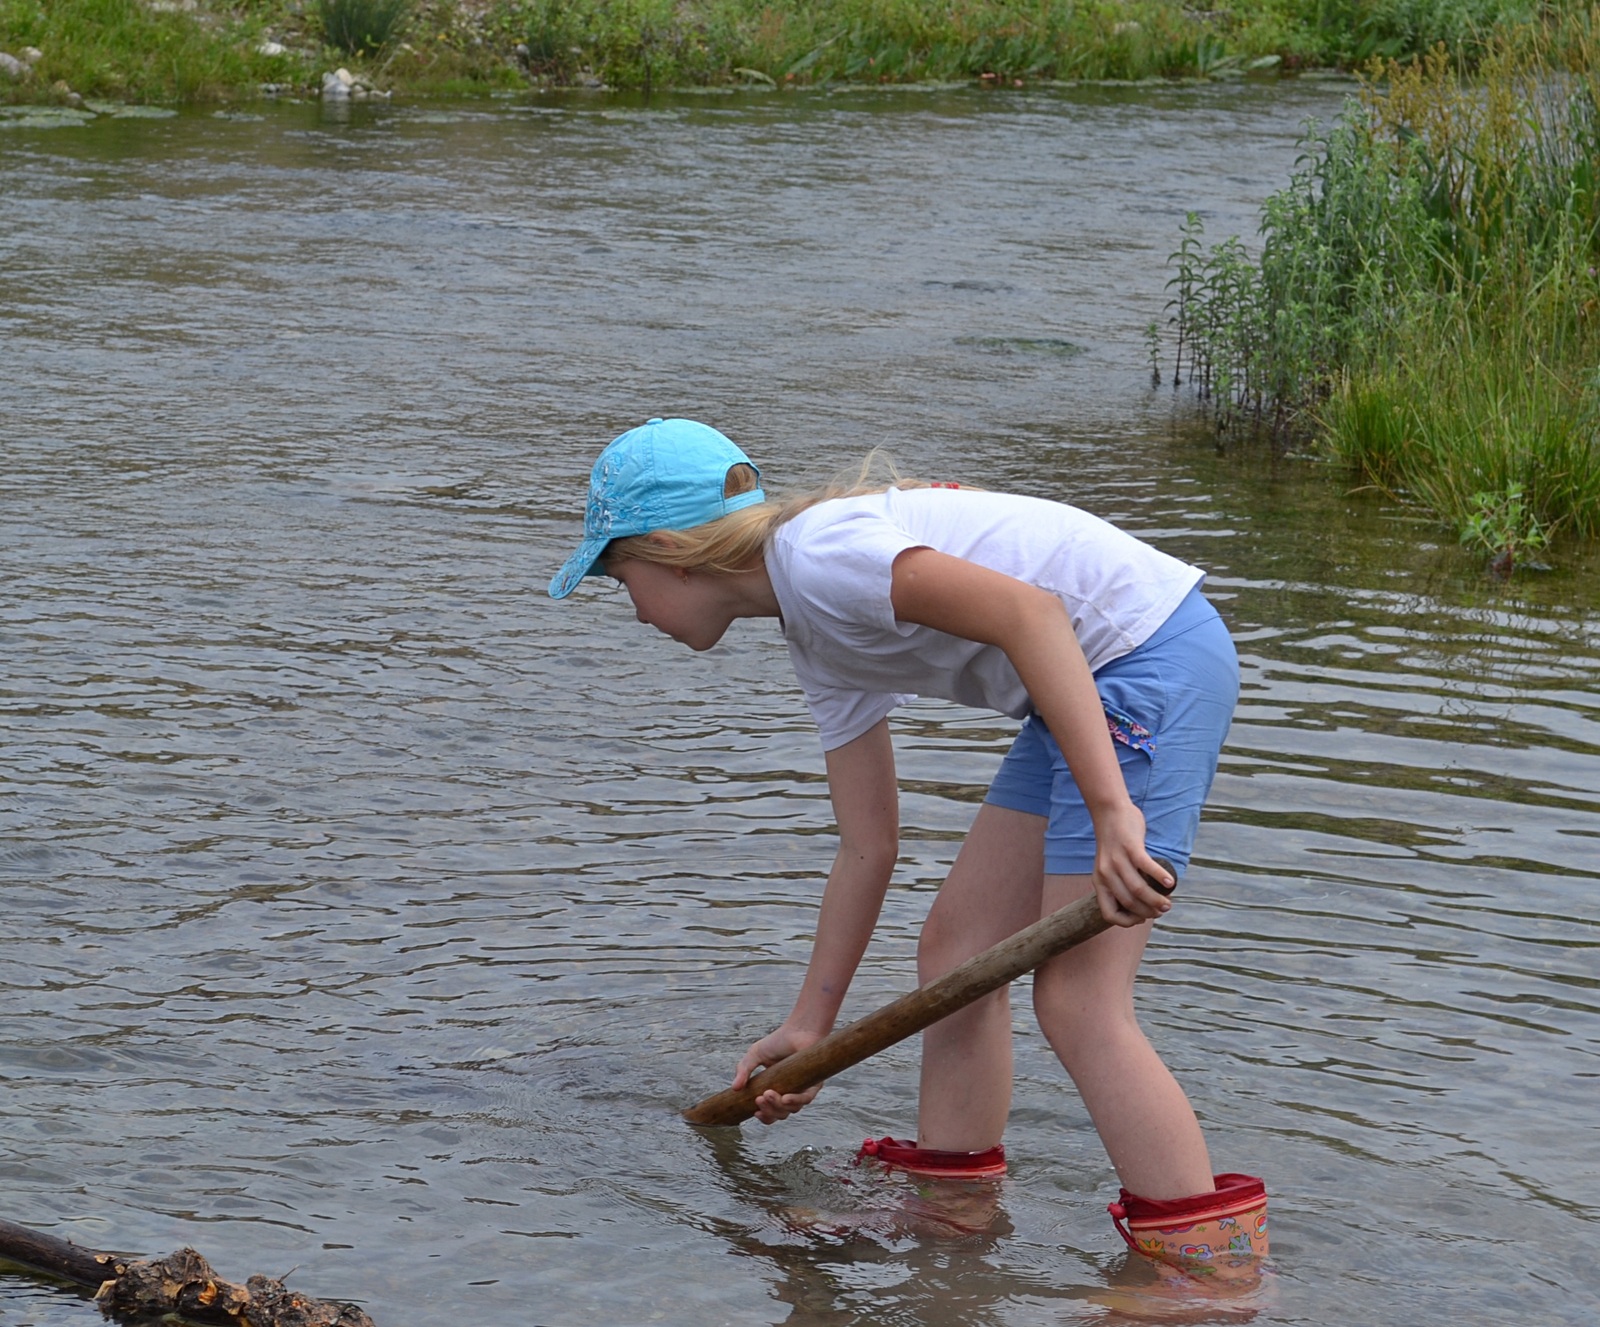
[604,449,940,576]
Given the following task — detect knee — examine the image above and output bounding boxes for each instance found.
[1031,959,1139,1061]
[918,903,986,983]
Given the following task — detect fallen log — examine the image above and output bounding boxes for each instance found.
[684,863,1175,1126]
[0,1218,376,1327]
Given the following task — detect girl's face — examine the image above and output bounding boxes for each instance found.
[608,558,734,652]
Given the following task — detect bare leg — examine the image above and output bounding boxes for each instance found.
[1033,873,1213,1199]
[915,803,1046,1152]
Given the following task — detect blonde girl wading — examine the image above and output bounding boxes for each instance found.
[550,418,1269,1270]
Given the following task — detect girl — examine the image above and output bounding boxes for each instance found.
[550,417,1268,1272]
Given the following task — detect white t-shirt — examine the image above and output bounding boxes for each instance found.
[765,486,1203,750]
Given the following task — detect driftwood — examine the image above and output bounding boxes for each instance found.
[684,864,1175,1127]
[0,1218,375,1326]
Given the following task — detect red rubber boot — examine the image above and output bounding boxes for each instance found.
[854,1136,1007,1179]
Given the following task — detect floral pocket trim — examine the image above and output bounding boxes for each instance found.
[1103,702,1156,755]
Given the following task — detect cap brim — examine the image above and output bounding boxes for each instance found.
[548,535,611,600]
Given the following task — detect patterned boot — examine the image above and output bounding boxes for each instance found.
[1108,1173,1268,1277]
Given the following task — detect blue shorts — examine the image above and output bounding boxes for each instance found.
[983,584,1239,878]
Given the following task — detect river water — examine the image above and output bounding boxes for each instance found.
[2,81,1597,1327]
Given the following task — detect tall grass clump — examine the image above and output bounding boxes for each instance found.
[319,0,410,56]
[1167,14,1600,560]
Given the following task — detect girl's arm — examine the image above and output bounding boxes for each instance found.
[731,718,899,1123]
[889,546,1174,926]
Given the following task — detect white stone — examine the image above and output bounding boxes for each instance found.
[22,47,42,64]
[257,40,286,56]
[321,67,355,98]
[0,51,26,79]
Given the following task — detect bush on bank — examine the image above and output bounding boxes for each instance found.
[0,0,1572,104]
[1167,14,1600,559]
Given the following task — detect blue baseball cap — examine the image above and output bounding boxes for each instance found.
[548,418,765,600]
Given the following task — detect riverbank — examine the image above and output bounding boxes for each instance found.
[0,0,1553,106]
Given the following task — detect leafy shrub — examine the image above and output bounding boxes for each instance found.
[1165,17,1600,549]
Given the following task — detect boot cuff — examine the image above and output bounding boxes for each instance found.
[855,1136,1007,1178]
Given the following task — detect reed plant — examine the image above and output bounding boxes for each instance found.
[1166,13,1600,555]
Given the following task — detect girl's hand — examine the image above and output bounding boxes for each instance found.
[732,1024,827,1125]
[1091,803,1174,926]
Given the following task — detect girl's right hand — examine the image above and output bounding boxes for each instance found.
[732,1024,827,1125]
[1091,801,1173,926]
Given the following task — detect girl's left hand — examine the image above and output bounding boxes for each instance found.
[1091,803,1173,926]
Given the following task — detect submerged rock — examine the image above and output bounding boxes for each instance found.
[0,106,95,129]
[84,101,179,118]
[956,334,1088,357]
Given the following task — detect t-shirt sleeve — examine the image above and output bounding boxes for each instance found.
[783,507,924,642]
[799,681,908,752]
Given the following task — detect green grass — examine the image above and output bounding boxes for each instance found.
[491,0,1563,89]
[0,0,305,103]
[502,0,1186,87]
[0,0,1574,104]
[1320,278,1600,546]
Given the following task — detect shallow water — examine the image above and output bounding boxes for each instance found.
[2,82,1597,1327]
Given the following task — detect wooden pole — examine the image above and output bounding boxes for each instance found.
[0,1218,111,1288]
[683,865,1174,1127]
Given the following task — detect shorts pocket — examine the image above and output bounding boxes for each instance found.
[1094,659,1167,764]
